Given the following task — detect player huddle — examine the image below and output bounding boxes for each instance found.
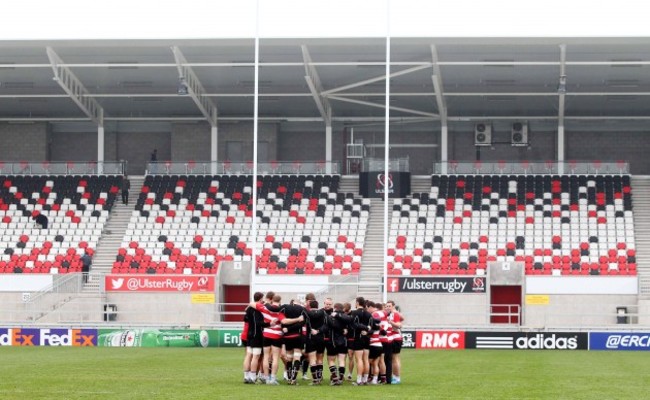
[241,292,404,386]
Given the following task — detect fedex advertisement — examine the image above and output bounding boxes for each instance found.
[0,328,97,346]
[590,332,650,351]
[105,275,215,292]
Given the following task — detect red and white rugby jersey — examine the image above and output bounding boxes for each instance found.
[256,303,285,340]
[388,311,402,342]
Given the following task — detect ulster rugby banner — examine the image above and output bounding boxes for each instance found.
[387,277,486,293]
[105,275,215,292]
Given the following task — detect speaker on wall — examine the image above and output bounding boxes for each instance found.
[511,121,528,146]
[474,122,492,146]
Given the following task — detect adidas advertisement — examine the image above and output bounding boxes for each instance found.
[465,332,588,350]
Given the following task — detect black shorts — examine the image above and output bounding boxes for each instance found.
[247,335,263,349]
[325,340,346,356]
[352,336,370,351]
[284,336,303,352]
[392,340,402,354]
[305,335,325,354]
[241,339,248,347]
[263,337,283,348]
[369,345,383,360]
[347,339,355,351]
[382,341,393,354]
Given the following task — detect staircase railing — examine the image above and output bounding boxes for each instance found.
[27,273,82,320]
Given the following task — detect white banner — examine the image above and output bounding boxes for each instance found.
[0,275,53,292]
[526,277,638,295]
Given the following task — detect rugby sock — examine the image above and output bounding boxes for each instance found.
[302,358,309,374]
[317,364,324,382]
[371,375,378,384]
[292,360,301,381]
[362,374,369,383]
[285,361,291,380]
[310,366,318,383]
[338,367,345,381]
[379,374,387,384]
[329,365,338,382]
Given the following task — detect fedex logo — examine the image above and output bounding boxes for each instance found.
[0,328,97,346]
[0,328,41,346]
[416,331,466,349]
[40,329,97,346]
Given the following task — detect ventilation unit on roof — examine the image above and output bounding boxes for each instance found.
[474,122,492,146]
[511,122,528,147]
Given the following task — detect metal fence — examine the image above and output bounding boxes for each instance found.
[0,161,125,175]
[434,160,630,175]
[362,157,410,172]
[147,161,340,175]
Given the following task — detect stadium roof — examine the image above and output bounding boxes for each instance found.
[1,1,650,133]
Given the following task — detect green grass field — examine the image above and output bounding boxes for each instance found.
[0,348,647,399]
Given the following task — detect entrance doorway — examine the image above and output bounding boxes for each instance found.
[490,285,521,324]
[223,285,250,322]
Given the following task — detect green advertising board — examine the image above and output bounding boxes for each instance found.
[217,329,243,348]
[96,329,243,348]
[97,329,218,348]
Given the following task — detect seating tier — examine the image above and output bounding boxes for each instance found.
[0,175,121,273]
[116,175,368,275]
[388,175,636,276]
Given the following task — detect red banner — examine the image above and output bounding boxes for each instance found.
[416,331,466,349]
[105,275,215,292]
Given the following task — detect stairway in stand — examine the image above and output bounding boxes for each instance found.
[632,176,650,297]
[358,198,390,300]
[82,175,145,293]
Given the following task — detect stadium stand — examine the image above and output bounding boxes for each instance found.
[387,174,636,276]
[115,174,368,275]
[0,175,120,273]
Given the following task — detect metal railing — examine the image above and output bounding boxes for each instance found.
[639,277,650,295]
[1,293,649,328]
[147,161,340,175]
[434,160,630,175]
[489,304,521,325]
[0,161,125,175]
[26,273,83,321]
[363,157,410,172]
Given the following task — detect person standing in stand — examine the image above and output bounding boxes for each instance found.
[80,250,92,284]
[121,175,131,205]
[150,149,158,173]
